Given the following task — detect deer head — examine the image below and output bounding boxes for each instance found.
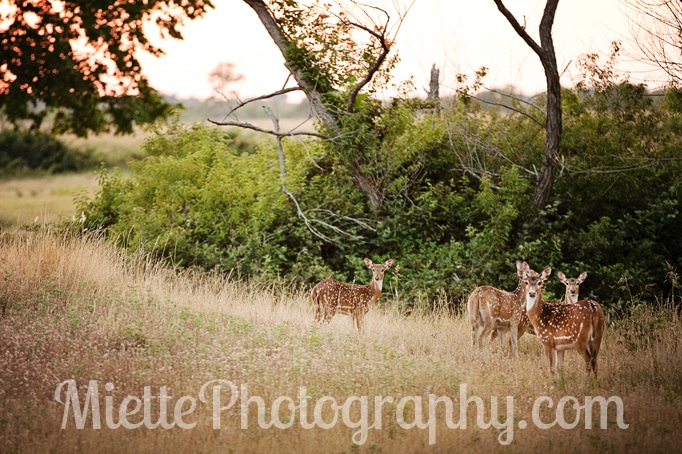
[365,258,394,293]
[557,271,587,304]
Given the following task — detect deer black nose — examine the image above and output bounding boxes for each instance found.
[529,290,536,297]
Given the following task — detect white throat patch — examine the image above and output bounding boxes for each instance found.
[526,293,538,311]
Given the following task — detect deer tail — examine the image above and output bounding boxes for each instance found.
[311,286,322,320]
[587,299,605,355]
[467,287,482,327]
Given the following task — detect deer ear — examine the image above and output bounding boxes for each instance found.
[578,271,587,283]
[542,268,552,280]
[557,271,566,282]
[364,258,373,268]
[384,259,394,268]
[517,261,527,277]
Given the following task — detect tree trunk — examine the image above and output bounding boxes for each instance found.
[427,64,440,100]
[242,0,339,133]
[241,0,399,212]
[494,0,561,211]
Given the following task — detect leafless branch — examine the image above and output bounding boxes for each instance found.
[623,0,682,85]
[307,209,376,232]
[493,0,544,57]
[469,88,546,128]
[493,0,562,210]
[243,0,339,129]
[443,114,536,185]
[207,117,327,139]
[565,156,682,175]
[320,0,413,113]
[343,7,392,112]
[485,86,546,116]
[220,87,302,118]
[263,106,365,243]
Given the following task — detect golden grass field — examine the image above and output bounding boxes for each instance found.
[1,228,681,453]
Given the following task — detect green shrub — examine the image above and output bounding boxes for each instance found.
[0,129,96,176]
[79,120,331,282]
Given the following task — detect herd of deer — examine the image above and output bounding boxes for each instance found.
[310,258,605,377]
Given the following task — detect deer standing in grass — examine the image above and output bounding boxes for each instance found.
[467,261,532,358]
[557,271,587,304]
[311,258,394,332]
[521,266,605,376]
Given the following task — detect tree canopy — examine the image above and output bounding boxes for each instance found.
[0,0,213,136]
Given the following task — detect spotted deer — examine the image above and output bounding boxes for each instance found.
[311,258,394,332]
[557,271,587,304]
[521,266,605,376]
[467,261,532,358]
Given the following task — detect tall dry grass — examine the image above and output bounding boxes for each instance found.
[0,228,680,453]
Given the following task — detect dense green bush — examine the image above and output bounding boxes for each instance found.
[79,83,682,314]
[79,120,334,283]
[0,129,96,176]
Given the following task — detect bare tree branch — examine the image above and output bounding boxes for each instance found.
[313,1,413,113]
[207,117,326,139]
[443,115,536,185]
[341,5,393,112]
[307,209,376,232]
[238,0,412,211]
[221,87,303,118]
[623,0,682,85]
[468,89,546,128]
[493,1,544,56]
[485,87,547,115]
[263,106,365,243]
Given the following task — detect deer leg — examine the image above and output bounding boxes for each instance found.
[585,352,594,376]
[591,350,599,377]
[555,350,566,373]
[471,323,481,349]
[591,355,598,378]
[544,345,556,374]
[579,348,598,377]
[322,304,334,325]
[496,329,506,353]
[510,323,519,359]
[479,324,493,350]
[316,294,333,325]
[354,312,363,332]
[314,301,323,324]
[491,329,513,356]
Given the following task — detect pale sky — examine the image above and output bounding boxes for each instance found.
[137,0,659,100]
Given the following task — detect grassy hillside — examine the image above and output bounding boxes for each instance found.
[1,228,681,453]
